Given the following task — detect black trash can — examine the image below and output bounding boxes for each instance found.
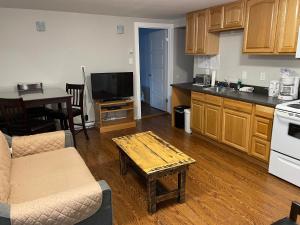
[174,105,190,129]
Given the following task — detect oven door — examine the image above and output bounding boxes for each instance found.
[271,109,300,160]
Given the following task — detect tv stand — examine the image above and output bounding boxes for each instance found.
[95,99,136,133]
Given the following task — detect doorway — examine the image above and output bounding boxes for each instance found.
[139,28,168,118]
[134,22,174,119]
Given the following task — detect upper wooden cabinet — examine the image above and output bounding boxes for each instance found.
[208,1,245,32]
[243,0,300,54]
[185,13,196,54]
[185,10,219,55]
[243,0,279,53]
[224,0,246,29]
[276,0,300,53]
[208,6,224,31]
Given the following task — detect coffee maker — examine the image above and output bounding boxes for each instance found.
[278,68,300,100]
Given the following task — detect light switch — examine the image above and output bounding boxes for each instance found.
[129,58,133,65]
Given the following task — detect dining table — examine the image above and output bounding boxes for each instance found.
[0,87,76,146]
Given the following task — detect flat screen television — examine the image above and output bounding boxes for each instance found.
[91,72,133,101]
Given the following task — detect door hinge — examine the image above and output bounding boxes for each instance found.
[166,98,169,103]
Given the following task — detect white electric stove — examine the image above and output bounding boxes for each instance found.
[269,99,300,187]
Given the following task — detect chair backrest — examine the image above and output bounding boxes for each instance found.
[17,83,43,92]
[66,83,84,108]
[0,98,30,136]
[290,201,300,222]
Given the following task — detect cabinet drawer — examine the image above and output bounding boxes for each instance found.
[251,137,270,162]
[191,92,205,101]
[253,116,273,140]
[204,94,222,106]
[223,98,252,113]
[254,105,274,119]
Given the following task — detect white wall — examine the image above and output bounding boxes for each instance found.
[0,8,173,122]
[173,27,194,83]
[194,30,300,87]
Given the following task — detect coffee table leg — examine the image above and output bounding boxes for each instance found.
[147,178,157,213]
[119,150,128,175]
[178,170,186,203]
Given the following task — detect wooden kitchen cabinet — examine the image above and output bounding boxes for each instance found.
[204,104,221,141]
[185,10,219,55]
[208,6,224,31]
[251,137,271,161]
[223,0,245,29]
[253,116,273,140]
[185,13,196,54]
[250,105,274,162]
[243,0,279,53]
[276,0,300,53]
[191,100,205,134]
[222,108,251,152]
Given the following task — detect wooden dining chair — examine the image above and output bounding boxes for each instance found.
[48,83,89,140]
[272,201,300,225]
[0,98,56,136]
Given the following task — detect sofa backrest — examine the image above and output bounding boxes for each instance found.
[0,131,11,203]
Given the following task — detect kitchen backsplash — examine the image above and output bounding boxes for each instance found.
[194,30,300,87]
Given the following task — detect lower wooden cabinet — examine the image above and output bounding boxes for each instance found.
[191,100,205,134]
[221,108,251,152]
[204,104,221,141]
[253,116,273,140]
[250,137,271,161]
[190,92,274,163]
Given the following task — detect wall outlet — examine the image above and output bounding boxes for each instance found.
[242,71,247,80]
[260,72,266,81]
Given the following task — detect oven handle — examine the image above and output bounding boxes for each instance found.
[276,111,300,125]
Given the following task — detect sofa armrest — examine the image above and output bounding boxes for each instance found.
[11,130,73,158]
[77,180,113,225]
[0,203,11,225]
[10,181,102,225]
[0,181,112,225]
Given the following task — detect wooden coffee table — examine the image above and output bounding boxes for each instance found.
[112,131,195,213]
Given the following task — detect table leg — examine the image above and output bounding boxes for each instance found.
[147,178,157,213]
[119,150,128,175]
[178,170,186,203]
[66,98,76,147]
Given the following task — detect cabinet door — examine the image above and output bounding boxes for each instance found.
[195,10,207,54]
[222,108,251,152]
[208,6,224,31]
[243,0,279,53]
[251,137,271,162]
[191,100,205,133]
[204,104,221,141]
[185,13,196,54]
[224,0,245,29]
[253,116,273,140]
[276,0,300,53]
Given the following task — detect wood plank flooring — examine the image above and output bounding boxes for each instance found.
[76,115,300,225]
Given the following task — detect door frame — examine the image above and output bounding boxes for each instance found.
[134,22,174,120]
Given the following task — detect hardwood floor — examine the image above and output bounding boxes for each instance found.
[76,115,300,225]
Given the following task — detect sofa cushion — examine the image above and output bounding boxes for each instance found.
[9,147,97,204]
[0,131,11,203]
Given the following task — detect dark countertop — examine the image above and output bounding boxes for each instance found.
[171,82,286,107]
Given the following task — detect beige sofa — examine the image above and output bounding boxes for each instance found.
[0,130,112,225]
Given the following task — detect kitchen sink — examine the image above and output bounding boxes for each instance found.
[203,86,236,93]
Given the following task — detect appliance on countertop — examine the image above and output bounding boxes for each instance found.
[268,80,280,97]
[269,99,300,187]
[278,68,299,101]
[193,74,212,87]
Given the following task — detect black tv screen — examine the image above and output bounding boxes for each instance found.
[91,72,133,101]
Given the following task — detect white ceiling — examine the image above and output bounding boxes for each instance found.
[0,0,233,19]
